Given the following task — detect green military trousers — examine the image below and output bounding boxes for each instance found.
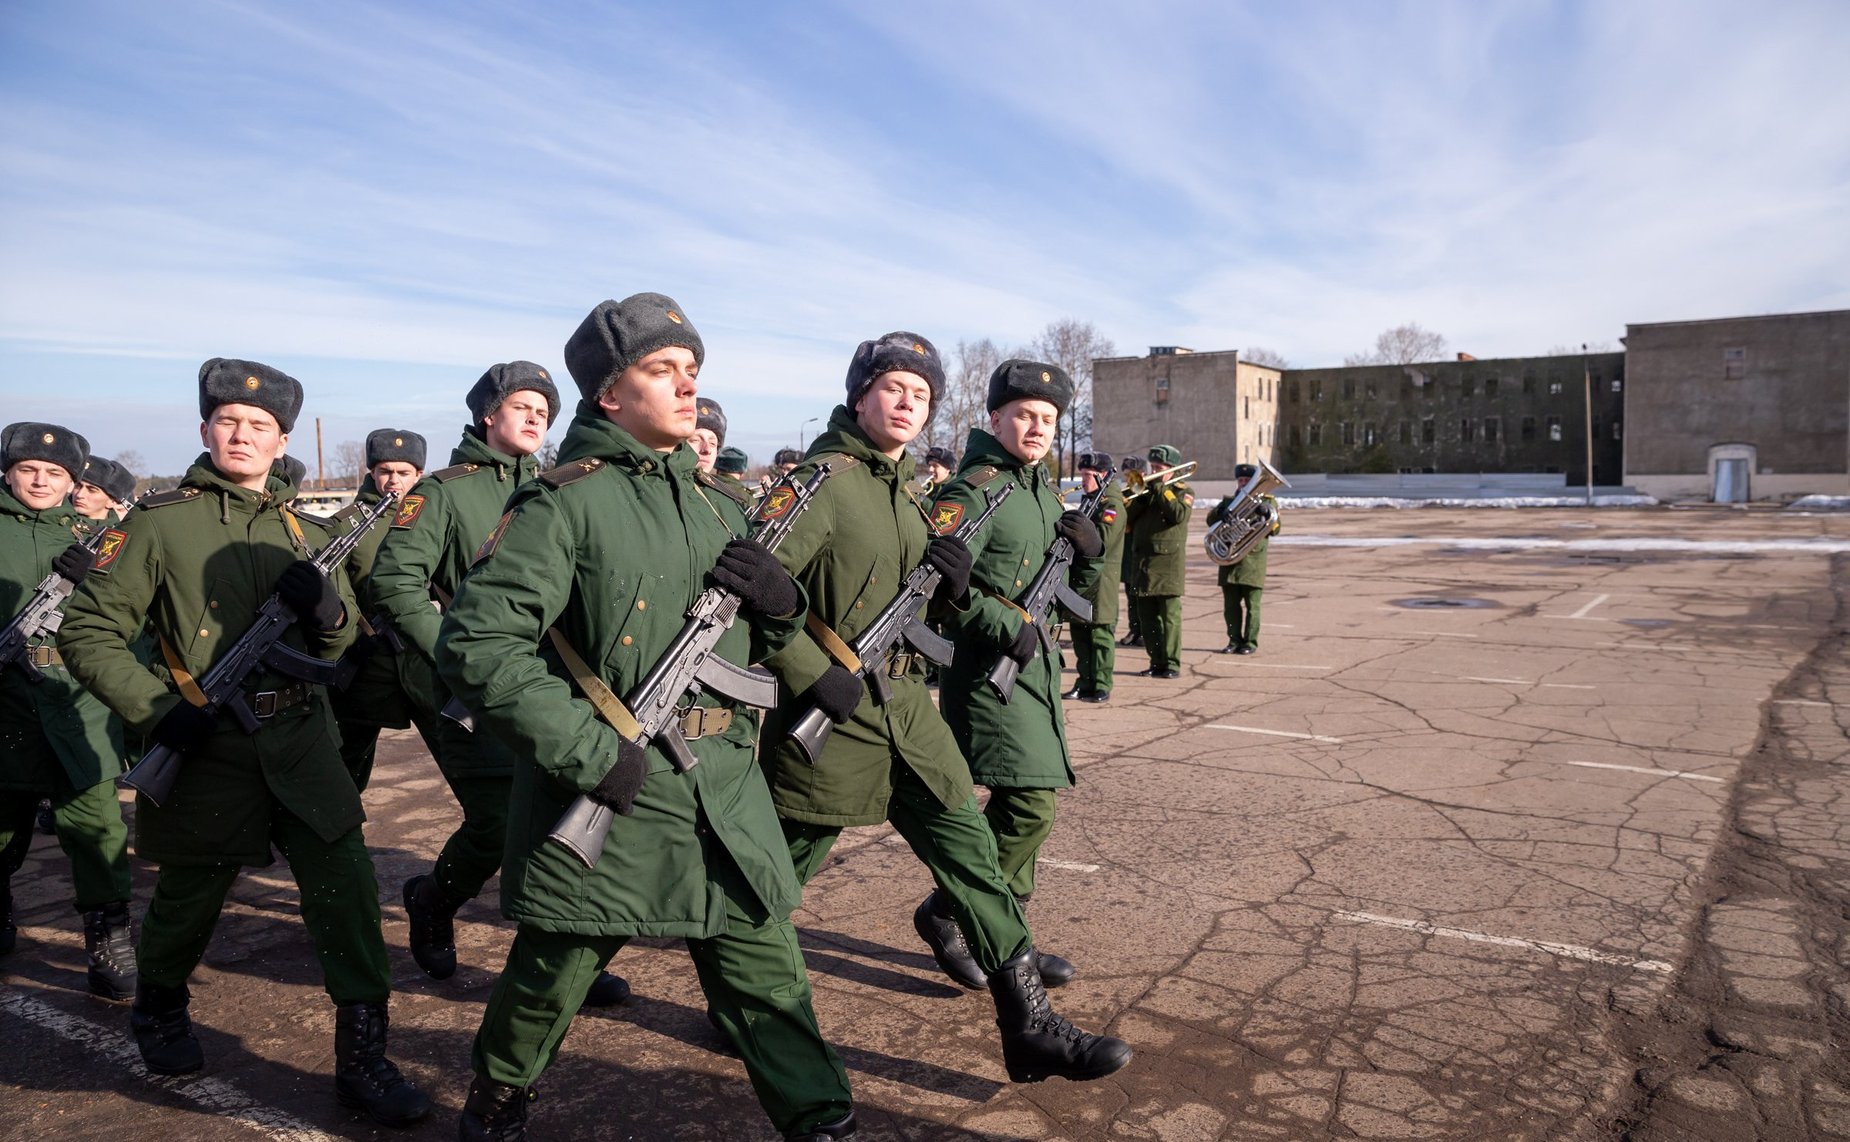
[336,699,443,793]
[782,761,1032,973]
[981,786,1059,901]
[1070,623,1116,695]
[0,779,131,912]
[137,812,390,1005]
[333,647,444,792]
[431,720,513,904]
[1223,584,1262,648]
[1123,583,1142,639]
[1134,594,1184,672]
[472,915,853,1137]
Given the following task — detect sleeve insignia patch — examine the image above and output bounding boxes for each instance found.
[93,528,128,573]
[1100,507,1118,526]
[931,502,965,534]
[758,487,797,519]
[391,494,426,529]
[1182,492,1195,506]
[473,511,513,564]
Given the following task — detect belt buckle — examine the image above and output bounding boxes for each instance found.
[30,645,54,668]
[680,706,732,740]
[251,690,278,719]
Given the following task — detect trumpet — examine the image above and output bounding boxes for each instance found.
[1122,460,1197,501]
[1204,457,1289,566]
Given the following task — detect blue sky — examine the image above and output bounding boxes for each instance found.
[2,0,1846,475]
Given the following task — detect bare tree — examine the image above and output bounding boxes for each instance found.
[920,338,1008,459]
[113,449,147,476]
[1028,318,1115,476]
[1241,347,1290,369]
[331,440,367,485]
[536,442,560,469]
[1344,322,1447,366]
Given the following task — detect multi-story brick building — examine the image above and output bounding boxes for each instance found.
[1090,348,1280,480]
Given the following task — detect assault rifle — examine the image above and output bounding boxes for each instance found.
[547,465,834,869]
[786,482,1016,764]
[0,509,137,683]
[120,493,399,806]
[985,463,1114,702]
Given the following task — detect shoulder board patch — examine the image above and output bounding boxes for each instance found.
[430,463,483,483]
[811,452,861,475]
[538,458,604,488]
[473,511,514,565]
[931,501,965,534]
[696,467,753,508]
[329,502,366,524]
[391,494,427,529]
[963,465,1003,487]
[135,487,201,510]
[92,528,129,574]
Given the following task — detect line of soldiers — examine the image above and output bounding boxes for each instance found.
[1,295,1153,1140]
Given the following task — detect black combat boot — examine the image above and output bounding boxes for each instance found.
[131,979,204,1075]
[83,901,138,1000]
[459,1075,534,1142]
[333,1002,432,1127]
[988,951,1131,1083]
[581,970,630,1007]
[1,885,15,956]
[403,873,461,980]
[1015,895,1074,989]
[913,889,986,990]
[786,1109,857,1140]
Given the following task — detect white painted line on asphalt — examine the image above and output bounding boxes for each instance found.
[1038,858,1101,873]
[1402,630,1479,638]
[1283,535,1850,555]
[1541,683,1598,690]
[1334,910,1674,973]
[1225,663,1331,670]
[1462,676,1529,684]
[1207,724,1346,744]
[1565,593,1612,620]
[1774,699,1833,707]
[0,990,344,1142]
[1564,761,1724,783]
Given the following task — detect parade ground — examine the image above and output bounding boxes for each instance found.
[5,506,1849,1142]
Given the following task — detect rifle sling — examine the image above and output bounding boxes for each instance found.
[982,587,1036,624]
[805,613,864,673]
[158,635,210,708]
[547,628,644,740]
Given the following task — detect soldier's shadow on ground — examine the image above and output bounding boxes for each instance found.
[795,928,968,1000]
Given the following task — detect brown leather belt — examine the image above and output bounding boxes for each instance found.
[27,645,62,667]
[246,681,314,719]
[678,705,734,740]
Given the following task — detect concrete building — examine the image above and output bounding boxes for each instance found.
[1622,309,1850,501]
[1090,347,1281,479]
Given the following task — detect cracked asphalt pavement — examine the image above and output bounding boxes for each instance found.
[4,506,1848,1140]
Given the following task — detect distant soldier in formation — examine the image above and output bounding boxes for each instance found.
[327,428,434,790]
[1117,454,1147,648]
[1211,463,1281,655]
[1063,451,1126,702]
[438,294,855,1141]
[1126,444,1193,678]
[72,456,136,521]
[715,444,750,488]
[764,334,1129,1089]
[688,398,726,472]
[933,360,1104,991]
[59,363,429,1125]
[0,422,137,1000]
[921,444,956,493]
[773,446,802,474]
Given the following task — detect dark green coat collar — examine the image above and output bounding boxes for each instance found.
[554,409,694,479]
[0,481,76,527]
[810,405,916,485]
[181,455,302,508]
[451,426,538,482]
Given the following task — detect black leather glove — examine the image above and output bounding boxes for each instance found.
[923,534,973,604]
[1056,511,1104,558]
[275,561,344,630]
[805,664,864,724]
[588,737,649,816]
[1004,619,1040,666]
[708,539,800,619]
[53,544,97,585]
[152,701,217,753]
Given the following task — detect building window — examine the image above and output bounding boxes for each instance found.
[1522,374,1536,395]
[1290,425,1301,447]
[1341,422,1354,445]
[1363,423,1377,446]
[1549,379,1563,395]
[1399,420,1412,444]
[1484,417,1499,443]
[1401,378,1413,400]
[1155,374,1169,392]
[1611,379,1622,393]
[1613,419,1622,440]
[1421,418,1435,444]
[1244,397,1250,419]
[1462,375,1475,397]
[1343,378,1355,400]
[1309,423,1322,445]
[1289,380,1300,403]
[1521,416,1537,442]
[1485,377,1499,398]
[1311,379,1324,401]
[1724,347,1746,380]
[1547,416,1563,442]
[1460,418,1475,443]
[1365,379,1378,399]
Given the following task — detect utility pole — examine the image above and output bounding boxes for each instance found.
[315,417,325,491]
[1582,345,1594,506]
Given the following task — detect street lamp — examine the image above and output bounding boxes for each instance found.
[799,417,819,449]
[1582,343,1594,506]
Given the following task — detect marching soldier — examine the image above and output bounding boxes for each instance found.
[932,360,1105,989]
[368,365,627,1004]
[1211,463,1282,655]
[689,398,726,472]
[763,335,1129,1089]
[715,445,750,487]
[72,456,136,521]
[1117,455,1147,648]
[1126,445,1193,678]
[921,444,956,493]
[58,363,429,1125]
[773,447,802,474]
[326,428,436,789]
[1063,452,1126,702]
[0,423,136,999]
[437,294,855,1141]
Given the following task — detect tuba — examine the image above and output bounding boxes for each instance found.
[1204,457,1289,566]
[1122,460,1197,501]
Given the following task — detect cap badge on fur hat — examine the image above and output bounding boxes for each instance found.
[667,311,684,324]
[913,342,925,354]
[41,432,53,444]
[394,436,404,446]
[1041,371,1051,382]
[244,375,260,390]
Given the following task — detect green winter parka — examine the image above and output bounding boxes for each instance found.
[759,407,972,826]
[933,429,1074,790]
[1126,476,1195,598]
[58,458,361,865]
[324,477,421,730]
[434,407,809,937]
[0,486,124,792]
[1067,479,1127,628]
